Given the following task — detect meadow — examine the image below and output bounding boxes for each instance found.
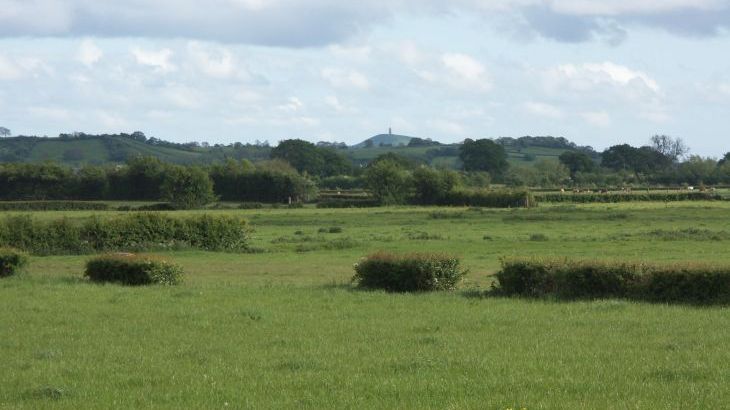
[2,202,730,408]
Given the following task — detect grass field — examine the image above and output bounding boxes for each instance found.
[2,202,730,408]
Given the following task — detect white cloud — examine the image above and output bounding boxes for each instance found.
[131,46,176,73]
[278,96,304,112]
[580,111,611,126]
[0,54,48,80]
[524,101,563,118]
[0,55,23,80]
[441,53,492,91]
[187,42,236,78]
[77,39,102,67]
[322,68,370,89]
[545,62,660,94]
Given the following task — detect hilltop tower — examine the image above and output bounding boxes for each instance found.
[389,127,392,136]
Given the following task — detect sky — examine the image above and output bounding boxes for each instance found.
[1,1,730,155]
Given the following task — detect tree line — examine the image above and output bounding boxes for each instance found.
[0,157,314,209]
[1,135,729,209]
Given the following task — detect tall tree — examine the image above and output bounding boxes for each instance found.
[459,138,509,177]
[559,151,595,177]
[0,127,10,137]
[364,159,411,205]
[161,166,217,209]
[650,135,689,162]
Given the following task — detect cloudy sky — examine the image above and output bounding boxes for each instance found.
[1,0,729,155]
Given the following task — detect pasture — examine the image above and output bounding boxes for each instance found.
[2,202,730,408]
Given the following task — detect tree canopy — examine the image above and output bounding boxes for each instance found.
[459,138,509,177]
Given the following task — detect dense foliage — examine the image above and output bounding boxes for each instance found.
[353,252,466,292]
[0,157,313,205]
[0,248,28,277]
[495,258,730,305]
[459,138,509,177]
[85,254,183,286]
[0,213,250,255]
[0,201,110,211]
[536,191,721,203]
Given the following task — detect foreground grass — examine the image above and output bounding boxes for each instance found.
[3,275,730,409]
[2,202,730,408]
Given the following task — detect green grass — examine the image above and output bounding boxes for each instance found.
[2,202,730,407]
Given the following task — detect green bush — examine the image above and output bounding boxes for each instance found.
[353,252,466,292]
[316,199,380,208]
[440,189,536,208]
[0,213,250,255]
[535,191,721,203]
[494,258,730,304]
[239,202,264,209]
[85,254,182,285]
[0,248,28,277]
[0,201,110,211]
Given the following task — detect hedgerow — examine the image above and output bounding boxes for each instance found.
[535,191,721,203]
[0,201,110,211]
[85,254,182,286]
[353,251,466,292]
[0,213,250,255]
[0,248,28,277]
[494,258,730,304]
[439,189,536,208]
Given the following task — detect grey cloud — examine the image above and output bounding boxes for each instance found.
[0,0,392,47]
[0,0,729,46]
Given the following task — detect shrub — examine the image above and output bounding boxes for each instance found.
[0,201,110,211]
[529,233,549,241]
[239,202,264,209]
[535,191,721,203]
[353,252,466,292]
[316,199,380,208]
[494,258,730,304]
[0,248,28,277]
[440,189,536,208]
[85,254,182,285]
[0,213,250,255]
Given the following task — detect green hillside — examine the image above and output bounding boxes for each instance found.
[0,133,595,169]
[0,135,271,166]
[353,133,416,148]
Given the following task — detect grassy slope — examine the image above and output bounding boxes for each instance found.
[3,135,573,169]
[346,144,569,169]
[2,203,730,407]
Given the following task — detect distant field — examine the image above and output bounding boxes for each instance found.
[3,202,730,407]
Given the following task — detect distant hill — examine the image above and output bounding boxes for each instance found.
[0,133,271,166]
[0,132,596,170]
[353,133,416,148]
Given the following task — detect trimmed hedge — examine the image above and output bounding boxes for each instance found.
[440,189,536,208]
[0,201,110,211]
[353,251,466,292]
[0,213,250,255]
[0,248,28,277]
[494,258,730,305]
[85,254,182,285]
[317,198,380,208]
[535,191,721,203]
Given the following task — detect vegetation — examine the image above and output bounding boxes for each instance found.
[85,253,183,286]
[0,248,28,277]
[0,213,250,255]
[494,258,730,304]
[353,252,466,292]
[3,203,730,407]
[536,191,721,203]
